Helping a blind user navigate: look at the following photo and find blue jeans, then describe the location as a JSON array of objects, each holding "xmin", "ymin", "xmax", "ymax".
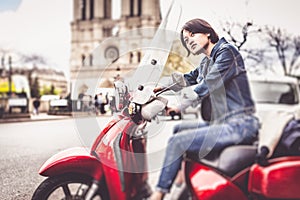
[{"xmin": 156, "ymin": 114, "xmax": 260, "ymax": 193}]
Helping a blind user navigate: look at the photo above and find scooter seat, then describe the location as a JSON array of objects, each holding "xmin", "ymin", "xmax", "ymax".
[
  {"xmin": 185, "ymin": 145, "xmax": 257, "ymax": 177},
  {"xmin": 218, "ymin": 145, "xmax": 257, "ymax": 176}
]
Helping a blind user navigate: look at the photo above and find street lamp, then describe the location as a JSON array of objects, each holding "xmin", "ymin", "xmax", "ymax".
[
  {"xmin": 8, "ymin": 56, "xmax": 12, "ymax": 97},
  {"xmin": 0, "ymin": 55, "xmax": 4, "ymax": 76}
]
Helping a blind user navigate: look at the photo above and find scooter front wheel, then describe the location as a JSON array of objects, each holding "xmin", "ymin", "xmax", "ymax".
[{"xmin": 31, "ymin": 173, "xmax": 109, "ymax": 200}]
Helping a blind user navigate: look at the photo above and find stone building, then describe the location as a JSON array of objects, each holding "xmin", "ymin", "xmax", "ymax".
[
  {"xmin": 10, "ymin": 67, "xmax": 68, "ymax": 97},
  {"xmin": 29, "ymin": 67, "xmax": 68, "ymax": 96},
  {"xmin": 1, "ymin": 53, "xmax": 68, "ymax": 98},
  {"xmin": 70, "ymin": 0, "xmax": 161, "ymax": 99}
]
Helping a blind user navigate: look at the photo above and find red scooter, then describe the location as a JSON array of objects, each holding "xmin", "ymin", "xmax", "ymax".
[{"xmin": 32, "ymin": 80, "xmax": 300, "ymax": 199}]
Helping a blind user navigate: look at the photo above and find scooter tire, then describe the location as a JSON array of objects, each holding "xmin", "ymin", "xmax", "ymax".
[
  {"xmin": 31, "ymin": 173, "xmax": 109, "ymax": 200},
  {"xmin": 178, "ymin": 187, "xmax": 192, "ymax": 200}
]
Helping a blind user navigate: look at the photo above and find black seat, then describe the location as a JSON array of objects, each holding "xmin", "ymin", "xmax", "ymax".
[
  {"xmin": 218, "ymin": 145, "xmax": 257, "ymax": 176},
  {"xmin": 185, "ymin": 145, "xmax": 257, "ymax": 177}
]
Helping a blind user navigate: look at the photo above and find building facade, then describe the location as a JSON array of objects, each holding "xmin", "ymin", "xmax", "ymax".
[
  {"xmin": 70, "ymin": 0, "xmax": 161, "ymax": 99},
  {"xmin": 11, "ymin": 67, "xmax": 68, "ymax": 97}
]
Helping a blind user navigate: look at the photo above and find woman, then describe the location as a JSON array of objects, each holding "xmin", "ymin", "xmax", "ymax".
[{"xmin": 149, "ymin": 18, "xmax": 260, "ymax": 200}]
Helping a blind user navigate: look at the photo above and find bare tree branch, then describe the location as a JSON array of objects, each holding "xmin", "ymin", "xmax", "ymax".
[
  {"xmin": 265, "ymin": 26, "xmax": 290, "ymax": 75},
  {"xmin": 290, "ymin": 36, "xmax": 300, "ymax": 69},
  {"xmin": 222, "ymin": 21, "xmax": 261, "ymax": 50},
  {"xmin": 264, "ymin": 26, "xmax": 300, "ymax": 75},
  {"xmin": 221, "ymin": 21, "xmax": 265, "ymax": 68},
  {"xmin": 20, "ymin": 53, "xmax": 47, "ymax": 66},
  {"xmin": 221, "ymin": 21, "xmax": 300, "ymax": 76},
  {"xmin": 243, "ymin": 48, "xmax": 267, "ymax": 63}
]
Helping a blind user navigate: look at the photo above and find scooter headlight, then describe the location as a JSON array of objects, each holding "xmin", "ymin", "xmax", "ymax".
[
  {"xmin": 128, "ymin": 102, "xmax": 142, "ymax": 115},
  {"xmin": 128, "ymin": 102, "xmax": 135, "ymax": 115},
  {"xmin": 128, "ymin": 102, "xmax": 143, "ymax": 124}
]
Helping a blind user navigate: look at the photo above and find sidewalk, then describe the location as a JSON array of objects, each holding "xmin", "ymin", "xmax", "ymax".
[
  {"xmin": 0, "ymin": 111, "xmax": 115, "ymax": 123},
  {"xmin": 31, "ymin": 113, "xmax": 72, "ymax": 121},
  {"xmin": 0, "ymin": 113, "xmax": 71, "ymax": 123}
]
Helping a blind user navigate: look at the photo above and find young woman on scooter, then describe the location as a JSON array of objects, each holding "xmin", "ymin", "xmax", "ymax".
[{"xmin": 149, "ymin": 18, "xmax": 260, "ymax": 200}]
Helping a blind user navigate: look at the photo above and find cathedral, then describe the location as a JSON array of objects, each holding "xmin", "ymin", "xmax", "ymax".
[{"xmin": 70, "ymin": 0, "xmax": 161, "ymax": 99}]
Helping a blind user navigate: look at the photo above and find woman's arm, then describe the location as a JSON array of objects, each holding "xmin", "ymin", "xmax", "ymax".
[{"xmin": 193, "ymin": 46, "xmax": 245, "ymax": 97}]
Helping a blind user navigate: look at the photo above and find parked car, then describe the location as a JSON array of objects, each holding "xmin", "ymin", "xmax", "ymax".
[{"xmin": 249, "ymin": 74, "xmax": 300, "ymax": 122}]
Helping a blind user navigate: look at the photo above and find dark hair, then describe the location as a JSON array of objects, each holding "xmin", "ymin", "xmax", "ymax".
[{"xmin": 180, "ymin": 18, "xmax": 219, "ymax": 56}]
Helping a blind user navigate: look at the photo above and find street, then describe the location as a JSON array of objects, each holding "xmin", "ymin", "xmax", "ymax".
[
  {"xmin": 0, "ymin": 118, "xmax": 81, "ymax": 199},
  {"xmin": 0, "ymin": 115, "xmax": 184, "ymax": 199}
]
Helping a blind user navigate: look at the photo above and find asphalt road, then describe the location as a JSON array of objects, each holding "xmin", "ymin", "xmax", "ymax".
[
  {"xmin": 0, "ymin": 118, "xmax": 83, "ymax": 199},
  {"xmin": 0, "ymin": 115, "xmax": 184, "ymax": 199}
]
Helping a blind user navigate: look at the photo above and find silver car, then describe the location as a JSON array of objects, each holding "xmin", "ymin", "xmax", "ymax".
[{"xmin": 249, "ymin": 74, "xmax": 300, "ymax": 122}]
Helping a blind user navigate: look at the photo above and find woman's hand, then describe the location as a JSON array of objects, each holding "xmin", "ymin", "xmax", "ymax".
[{"xmin": 153, "ymin": 86, "xmax": 164, "ymax": 93}]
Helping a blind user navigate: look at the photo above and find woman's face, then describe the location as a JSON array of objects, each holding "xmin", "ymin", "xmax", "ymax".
[{"xmin": 182, "ymin": 29, "xmax": 209, "ymax": 55}]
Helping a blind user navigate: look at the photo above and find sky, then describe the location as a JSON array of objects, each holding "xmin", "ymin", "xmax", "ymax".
[
  {"xmin": 0, "ymin": 0, "xmax": 21, "ymax": 12},
  {"xmin": 0, "ymin": 0, "xmax": 299, "ymax": 78}
]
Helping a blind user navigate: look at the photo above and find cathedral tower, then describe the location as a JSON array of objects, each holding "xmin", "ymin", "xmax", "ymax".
[{"xmin": 70, "ymin": 0, "xmax": 161, "ymax": 99}]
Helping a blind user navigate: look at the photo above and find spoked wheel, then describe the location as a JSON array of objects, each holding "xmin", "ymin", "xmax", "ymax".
[{"xmin": 32, "ymin": 173, "xmax": 109, "ymax": 200}]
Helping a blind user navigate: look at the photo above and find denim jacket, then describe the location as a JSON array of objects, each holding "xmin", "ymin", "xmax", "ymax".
[{"xmin": 183, "ymin": 37, "xmax": 255, "ymax": 121}]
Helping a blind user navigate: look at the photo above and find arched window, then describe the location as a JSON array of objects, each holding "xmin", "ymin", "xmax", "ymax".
[
  {"xmin": 89, "ymin": 54, "xmax": 93, "ymax": 66},
  {"xmin": 89, "ymin": 0, "xmax": 94, "ymax": 20},
  {"xmin": 130, "ymin": 0, "xmax": 134, "ymax": 17},
  {"xmin": 129, "ymin": 52, "xmax": 133, "ymax": 63},
  {"xmin": 138, "ymin": 0, "xmax": 142, "ymax": 16},
  {"xmin": 103, "ymin": 27, "xmax": 112, "ymax": 37},
  {"xmin": 81, "ymin": 54, "xmax": 86, "ymax": 66},
  {"xmin": 104, "ymin": 0, "xmax": 111, "ymax": 19},
  {"xmin": 137, "ymin": 51, "xmax": 141, "ymax": 62},
  {"xmin": 130, "ymin": 0, "xmax": 142, "ymax": 17},
  {"xmin": 80, "ymin": 0, "xmax": 86, "ymax": 20}
]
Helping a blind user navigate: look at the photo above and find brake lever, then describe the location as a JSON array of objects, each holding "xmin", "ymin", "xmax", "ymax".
[{"xmin": 155, "ymin": 82, "xmax": 178, "ymax": 97}]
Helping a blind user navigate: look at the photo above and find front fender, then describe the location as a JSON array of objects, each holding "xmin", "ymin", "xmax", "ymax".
[{"xmin": 39, "ymin": 147, "xmax": 103, "ymax": 180}]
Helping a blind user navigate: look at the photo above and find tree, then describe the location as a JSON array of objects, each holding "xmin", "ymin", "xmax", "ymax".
[
  {"xmin": 50, "ymin": 84, "xmax": 55, "ymax": 95},
  {"xmin": 221, "ymin": 20, "xmax": 300, "ymax": 75},
  {"xmin": 20, "ymin": 54, "xmax": 47, "ymax": 66},
  {"xmin": 265, "ymin": 26, "xmax": 300, "ymax": 75},
  {"xmin": 290, "ymin": 36, "xmax": 300, "ymax": 68},
  {"xmin": 31, "ymin": 77, "xmax": 40, "ymax": 98},
  {"xmin": 21, "ymin": 53, "xmax": 47, "ymax": 97},
  {"xmin": 221, "ymin": 21, "xmax": 266, "ymax": 70},
  {"xmin": 222, "ymin": 21, "xmax": 255, "ymax": 50},
  {"xmin": 265, "ymin": 27, "xmax": 290, "ymax": 75}
]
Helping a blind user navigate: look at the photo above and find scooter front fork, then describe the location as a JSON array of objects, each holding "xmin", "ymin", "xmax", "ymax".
[{"xmin": 85, "ymin": 180, "xmax": 100, "ymax": 200}]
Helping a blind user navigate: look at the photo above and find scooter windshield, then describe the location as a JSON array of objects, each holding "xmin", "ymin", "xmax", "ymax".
[{"xmin": 128, "ymin": 0, "xmax": 182, "ymax": 90}]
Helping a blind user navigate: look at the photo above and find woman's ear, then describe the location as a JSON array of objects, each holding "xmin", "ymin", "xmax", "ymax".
[{"xmin": 207, "ymin": 34, "xmax": 210, "ymax": 39}]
